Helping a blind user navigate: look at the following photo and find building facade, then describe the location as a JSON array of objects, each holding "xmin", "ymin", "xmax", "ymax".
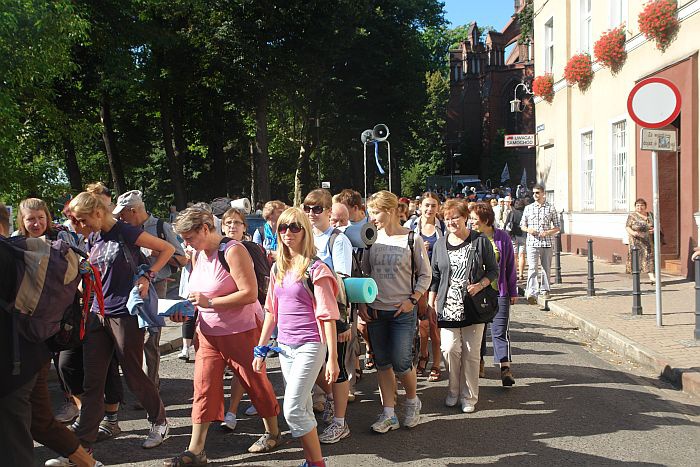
[{"xmin": 533, "ymin": 0, "xmax": 699, "ymax": 277}]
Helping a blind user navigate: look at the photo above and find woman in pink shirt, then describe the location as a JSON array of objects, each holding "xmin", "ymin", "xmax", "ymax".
[
  {"xmin": 166, "ymin": 207, "xmax": 280, "ymax": 467},
  {"xmin": 253, "ymin": 207, "xmax": 339, "ymax": 467}
]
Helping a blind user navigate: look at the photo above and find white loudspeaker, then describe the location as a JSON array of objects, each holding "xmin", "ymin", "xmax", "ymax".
[
  {"xmin": 372, "ymin": 124, "xmax": 389, "ymax": 141},
  {"xmin": 344, "ymin": 221, "xmax": 377, "ymax": 248},
  {"xmin": 230, "ymin": 198, "xmax": 251, "ymax": 214}
]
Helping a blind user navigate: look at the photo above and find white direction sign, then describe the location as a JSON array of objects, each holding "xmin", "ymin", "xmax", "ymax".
[
  {"xmin": 627, "ymin": 77, "xmax": 681, "ymax": 129},
  {"xmin": 640, "ymin": 128, "xmax": 678, "ymax": 152}
]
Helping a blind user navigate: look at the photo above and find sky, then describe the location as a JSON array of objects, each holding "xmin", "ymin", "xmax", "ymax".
[{"xmin": 442, "ymin": 0, "xmax": 518, "ymax": 30}]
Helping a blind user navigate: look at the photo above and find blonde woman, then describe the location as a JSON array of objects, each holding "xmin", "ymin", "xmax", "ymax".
[
  {"xmin": 253, "ymin": 207, "xmax": 339, "ymax": 467},
  {"xmin": 359, "ymin": 191, "xmax": 431, "ymax": 433},
  {"xmin": 166, "ymin": 207, "xmax": 281, "ymax": 466},
  {"xmin": 67, "ymin": 191, "xmax": 173, "ymax": 450}
]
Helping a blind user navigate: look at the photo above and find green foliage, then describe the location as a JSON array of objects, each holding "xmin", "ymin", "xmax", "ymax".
[{"xmin": 517, "ymin": 0, "xmax": 534, "ymax": 44}]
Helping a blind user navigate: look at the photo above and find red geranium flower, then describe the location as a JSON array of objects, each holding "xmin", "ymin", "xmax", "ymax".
[
  {"xmin": 638, "ymin": 0, "xmax": 679, "ymax": 52},
  {"xmin": 593, "ymin": 25, "xmax": 627, "ymax": 73},
  {"xmin": 564, "ymin": 53, "xmax": 593, "ymax": 91}
]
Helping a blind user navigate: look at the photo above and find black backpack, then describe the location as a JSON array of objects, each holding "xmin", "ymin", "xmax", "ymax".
[
  {"xmin": 505, "ymin": 210, "xmax": 523, "ymax": 237},
  {"xmin": 218, "ymin": 237, "xmax": 271, "ymax": 305},
  {"xmin": 155, "ymin": 218, "xmax": 178, "ymax": 276}
]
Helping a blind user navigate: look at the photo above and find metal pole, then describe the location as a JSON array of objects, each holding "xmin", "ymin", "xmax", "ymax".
[
  {"xmin": 631, "ymin": 245, "xmax": 642, "ymax": 316},
  {"xmin": 695, "ymin": 258, "xmax": 700, "ymax": 340},
  {"xmin": 587, "ymin": 238, "xmax": 595, "ymax": 296},
  {"xmin": 651, "ymin": 150, "xmax": 662, "ymax": 326},
  {"xmin": 553, "ymin": 234, "xmax": 562, "ymax": 284},
  {"xmin": 363, "ymin": 144, "xmax": 367, "ymax": 201},
  {"xmin": 387, "ymin": 140, "xmax": 392, "ymax": 194}
]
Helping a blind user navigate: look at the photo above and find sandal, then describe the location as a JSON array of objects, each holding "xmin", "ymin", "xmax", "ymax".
[
  {"xmin": 428, "ymin": 367, "xmax": 441, "ymax": 382},
  {"xmin": 364, "ymin": 352, "xmax": 375, "ymax": 371},
  {"xmin": 163, "ymin": 450, "xmax": 208, "ymax": 466},
  {"xmin": 248, "ymin": 431, "xmax": 282, "ymax": 453},
  {"xmin": 416, "ymin": 356, "xmax": 429, "ymax": 376}
]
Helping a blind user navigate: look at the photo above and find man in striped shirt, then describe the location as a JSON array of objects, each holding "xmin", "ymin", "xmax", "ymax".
[{"xmin": 520, "ymin": 184, "xmax": 561, "ymax": 303}]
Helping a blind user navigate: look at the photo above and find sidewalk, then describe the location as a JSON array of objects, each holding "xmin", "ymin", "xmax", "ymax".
[{"xmin": 538, "ymin": 252, "xmax": 700, "ymax": 398}]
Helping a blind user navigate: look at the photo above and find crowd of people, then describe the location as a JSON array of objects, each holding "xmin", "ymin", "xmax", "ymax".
[{"xmin": 2, "ymin": 182, "xmax": 567, "ymax": 467}]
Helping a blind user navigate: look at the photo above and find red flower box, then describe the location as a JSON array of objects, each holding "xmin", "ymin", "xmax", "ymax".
[
  {"xmin": 532, "ymin": 74, "xmax": 554, "ymax": 102},
  {"xmin": 593, "ymin": 25, "xmax": 627, "ymax": 73},
  {"xmin": 564, "ymin": 53, "xmax": 593, "ymax": 90},
  {"xmin": 638, "ymin": 0, "xmax": 679, "ymax": 52}
]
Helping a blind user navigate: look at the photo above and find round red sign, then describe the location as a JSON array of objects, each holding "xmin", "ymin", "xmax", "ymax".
[{"xmin": 627, "ymin": 77, "xmax": 681, "ymax": 129}]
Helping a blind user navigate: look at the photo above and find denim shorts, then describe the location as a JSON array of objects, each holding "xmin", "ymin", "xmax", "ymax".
[{"xmin": 367, "ymin": 308, "xmax": 417, "ymax": 375}]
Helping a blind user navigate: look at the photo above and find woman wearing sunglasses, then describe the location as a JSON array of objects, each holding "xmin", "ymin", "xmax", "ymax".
[
  {"xmin": 166, "ymin": 207, "xmax": 281, "ymax": 466},
  {"xmin": 358, "ymin": 191, "xmax": 431, "ymax": 434},
  {"xmin": 254, "ymin": 208, "xmax": 340, "ymax": 467}
]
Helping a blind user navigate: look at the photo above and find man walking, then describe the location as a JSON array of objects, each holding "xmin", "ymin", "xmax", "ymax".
[{"xmin": 520, "ymin": 184, "xmax": 560, "ymax": 303}]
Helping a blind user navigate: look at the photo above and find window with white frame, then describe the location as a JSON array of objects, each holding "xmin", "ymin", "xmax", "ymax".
[
  {"xmin": 610, "ymin": 0, "xmax": 628, "ymax": 28},
  {"xmin": 580, "ymin": 0, "xmax": 592, "ymax": 54},
  {"xmin": 544, "ymin": 18, "xmax": 554, "ymax": 73},
  {"xmin": 581, "ymin": 131, "xmax": 594, "ymax": 210},
  {"xmin": 611, "ymin": 120, "xmax": 628, "ymax": 211}
]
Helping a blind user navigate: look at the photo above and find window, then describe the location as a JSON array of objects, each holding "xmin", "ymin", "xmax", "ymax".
[
  {"xmin": 581, "ymin": 131, "xmax": 594, "ymax": 209},
  {"xmin": 544, "ymin": 18, "xmax": 554, "ymax": 73},
  {"xmin": 580, "ymin": 0, "xmax": 592, "ymax": 54},
  {"xmin": 453, "ymin": 64, "xmax": 461, "ymax": 81},
  {"xmin": 611, "ymin": 120, "xmax": 628, "ymax": 210},
  {"xmin": 610, "ymin": 0, "xmax": 628, "ymax": 27}
]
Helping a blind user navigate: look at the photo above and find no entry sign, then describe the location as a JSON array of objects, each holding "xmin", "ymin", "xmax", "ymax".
[{"xmin": 627, "ymin": 77, "xmax": 681, "ymax": 128}]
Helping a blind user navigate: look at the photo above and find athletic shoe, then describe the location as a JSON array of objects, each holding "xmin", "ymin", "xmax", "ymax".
[
  {"xmin": 403, "ymin": 398, "xmax": 422, "ymax": 428},
  {"xmin": 501, "ymin": 367, "xmax": 516, "ymax": 387},
  {"xmin": 460, "ymin": 399, "xmax": 476, "ymax": 413},
  {"xmin": 45, "ymin": 459, "xmax": 104, "ymax": 467},
  {"xmin": 299, "ymin": 458, "xmax": 329, "ymax": 467},
  {"xmin": 142, "ymin": 421, "xmax": 169, "ymax": 449},
  {"xmin": 319, "ymin": 420, "xmax": 350, "ymax": 444},
  {"xmin": 245, "ymin": 405, "xmax": 258, "ymax": 416},
  {"xmin": 96, "ymin": 419, "xmax": 121, "ymax": 442},
  {"xmin": 321, "ymin": 398, "xmax": 335, "ymax": 425},
  {"xmin": 55, "ymin": 400, "xmax": 79, "ymax": 424},
  {"xmin": 445, "ymin": 394, "xmax": 458, "ymax": 407},
  {"xmin": 178, "ymin": 346, "xmax": 189, "ymax": 362},
  {"xmin": 221, "ymin": 411, "xmax": 237, "ymax": 431},
  {"xmin": 526, "ymin": 295, "xmax": 537, "ymax": 305},
  {"xmin": 371, "ymin": 413, "xmax": 399, "ymax": 433}
]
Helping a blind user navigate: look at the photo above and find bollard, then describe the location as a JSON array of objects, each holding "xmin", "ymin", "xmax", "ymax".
[
  {"xmin": 695, "ymin": 258, "xmax": 700, "ymax": 341},
  {"xmin": 587, "ymin": 238, "xmax": 595, "ymax": 296},
  {"xmin": 631, "ymin": 246, "xmax": 642, "ymax": 316},
  {"xmin": 553, "ymin": 234, "xmax": 562, "ymax": 284}
]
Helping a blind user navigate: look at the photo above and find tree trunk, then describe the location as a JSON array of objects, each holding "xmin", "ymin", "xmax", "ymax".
[
  {"xmin": 99, "ymin": 93, "xmax": 126, "ymax": 194},
  {"xmin": 293, "ymin": 141, "xmax": 313, "ymax": 207},
  {"xmin": 249, "ymin": 141, "xmax": 256, "ymax": 207},
  {"xmin": 171, "ymin": 98, "xmax": 189, "ymax": 205},
  {"xmin": 207, "ymin": 95, "xmax": 226, "ymax": 195},
  {"xmin": 254, "ymin": 96, "xmax": 271, "ymax": 203},
  {"xmin": 157, "ymin": 83, "xmax": 187, "ymax": 209},
  {"xmin": 62, "ymin": 137, "xmax": 82, "ymax": 193}
]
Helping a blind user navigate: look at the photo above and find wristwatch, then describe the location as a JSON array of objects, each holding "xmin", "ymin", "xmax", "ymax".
[
  {"xmin": 408, "ymin": 296, "xmax": 418, "ymax": 305},
  {"xmin": 207, "ymin": 298, "xmax": 214, "ymax": 308}
]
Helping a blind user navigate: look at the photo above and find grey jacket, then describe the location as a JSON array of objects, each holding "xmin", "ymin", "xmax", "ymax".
[{"xmin": 429, "ymin": 230, "xmax": 499, "ymax": 326}]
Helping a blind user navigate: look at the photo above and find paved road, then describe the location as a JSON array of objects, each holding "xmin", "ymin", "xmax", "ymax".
[{"xmin": 36, "ymin": 304, "xmax": 700, "ymax": 466}]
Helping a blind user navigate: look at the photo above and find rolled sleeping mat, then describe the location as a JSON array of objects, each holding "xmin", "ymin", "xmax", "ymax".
[
  {"xmin": 344, "ymin": 221, "xmax": 377, "ymax": 248},
  {"xmin": 230, "ymin": 197, "xmax": 252, "ymax": 214},
  {"xmin": 343, "ymin": 277, "xmax": 378, "ymax": 304}
]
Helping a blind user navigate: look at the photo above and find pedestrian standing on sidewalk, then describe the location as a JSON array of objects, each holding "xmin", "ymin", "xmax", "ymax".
[
  {"xmin": 167, "ymin": 207, "xmax": 281, "ymax": 466},
  {"xmin": 254, "ymin": 207, "xmax": 340, "ymax": 467},
  {"xmin": 625, "ymin": 198, "xmax": 656, "ymax": 284},
  {"xmin": 520, "ymin": 184, "xmax": 560, "ymax": 303},
  {"xmin": 469, "ymin": 203, "xmax": 518, "ymax": 386},
  {"xmin": 428, "ymin": 200, "xmax": 499, "ymax": 413},
  {"xmin": 359, "ymin": 191, "xmax": 431, "ymax": 433}
]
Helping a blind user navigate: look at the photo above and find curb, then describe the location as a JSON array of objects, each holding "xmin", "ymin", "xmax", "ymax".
[
  {"xmin": 543, "ymin": 298, "xmax": 700, "ymax": 399},
  {"xmin": 159, "ymin": 334, "xmax": 183, "ymax": 356}
]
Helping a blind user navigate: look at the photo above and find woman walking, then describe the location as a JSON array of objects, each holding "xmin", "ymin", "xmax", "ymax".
[
  {"xmin": 625, "ymin": 198, "xmax": 656, "ymax": 284},
  {"xmin": 166, "ymin": 207, "xmax": 281, "ymax": 466},
  {"xmin": 254, "ymin": 207, "xmax": 339, "ymax": 467},
  {"xmin": 428, "ymin": 200, "xmax": 498, "ymax": 413},
  {"xmin": 360, "ymin": 191, "xmax": 431, "ymax": 433}
]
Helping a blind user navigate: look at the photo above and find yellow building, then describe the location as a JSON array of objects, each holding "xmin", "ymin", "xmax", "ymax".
[{"xmin": 533, "ymin": 0, "xmax": 699, "ymax": 277}]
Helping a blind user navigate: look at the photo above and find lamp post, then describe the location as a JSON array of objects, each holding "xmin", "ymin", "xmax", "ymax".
[{"xmin": 510, "ymin": 82, "xmax": 533, "ymax": 113}]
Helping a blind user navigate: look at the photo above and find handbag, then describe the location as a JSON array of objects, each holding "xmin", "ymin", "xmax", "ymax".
[{"xmin": 463, "ymin": 237, "xmax": 499, "ymax": 324}]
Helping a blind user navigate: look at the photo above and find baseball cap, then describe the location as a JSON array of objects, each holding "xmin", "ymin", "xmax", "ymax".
[{"xmin": 113, "ymin": 190, "xmax": 143, "ymax": 214}]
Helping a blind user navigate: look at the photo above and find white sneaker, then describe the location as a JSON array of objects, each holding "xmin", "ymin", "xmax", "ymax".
[
  {"xmin": 445, "ymin": 394, "xmax": 458, "ymax": 407},
  {"xmin": 460, "ymin": 399, "xmax": 476, "ymax": 413},
  {"xmin": 55, "ymin": 401, "xmax": 79, "ymax": 424},
  {"xmin": 245, "ymin": 405, "xmax": 258, "ymax": 416},
  {"xmin": 178, "ymin": 346, "xmax": 189, "ymax": 361},
  {"xmin": 45, "ymin": 457, "xmax": 73, "ymax": 467},
  {"xmin": 371, "ymin": 413, "xmax": 399, "ymax": 433},
  {"xmin": 403, "ymin": 398, "xmax": 422, "ymax": 428},
  {"xmin": 319, "ymin": 420, "xmax": 350, "ymax": 444},
  {"xmin": 142, "ymin": 421, "xmax": 169, "ymax": 449},
  {"xmin": 221, "ymin": 411, "xmax": 237, "ymax": 431},
  {"xmin": 321, "ymin": 398, "xmax": 335, "ymax": 425}
]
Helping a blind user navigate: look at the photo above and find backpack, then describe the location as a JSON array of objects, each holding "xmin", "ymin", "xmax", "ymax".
[
  {"xmin": 211, "ymin": 197, "xmax": 233, "ymax": 217},
  {"xmin": 505, "ymin": 210, "xmax": 523, "ymax": 237},
  {"xmin": 155, "ymin": 218, "xmax": 178, "ymax": 276},
  {"xmin": 0, "ymin": 236, "xmax": 104, "ymax": 375},
  {"xmin": 218, "ymin": 237, "xmax": 271, "ymax": 305}
]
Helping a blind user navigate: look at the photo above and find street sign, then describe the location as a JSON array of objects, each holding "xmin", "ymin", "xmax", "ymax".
[
  {"xmin": 627, "ymin": 77, "xmax": 681, "ymax": 129},
  {"xmin": 536, "ymin": 123, "xmax": 545, "ymax": 133},
  {"xmin": 640, "ymin": 128, "xmax": 678, "ymax": 152},
  {"xmin": 504, "ymin": 134, "xmax": 535, "ymax": 147},
  {"xmin": 321, "ymin": 181, "xmax": 331, "ymax": 189}
]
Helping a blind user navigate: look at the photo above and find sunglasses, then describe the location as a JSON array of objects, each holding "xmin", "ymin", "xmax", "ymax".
[
  {"xmin": 224, "ymin": 220, "xmax": 245, "ymax": 227},
  {"xmin": 302, "ymin": 205, "xmax": 325, "ymax": 214},
  {"xmin": 278, "ymin": 223, "xmax": 303, "ymax": 234}
]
